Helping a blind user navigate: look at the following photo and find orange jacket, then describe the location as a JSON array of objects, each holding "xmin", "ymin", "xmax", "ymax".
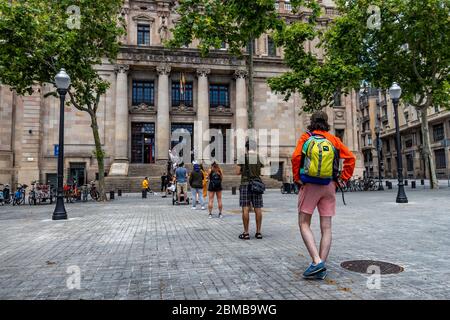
[{"xmin": 291, "ymin": 130, "xmax": 356, "ymax": 182}]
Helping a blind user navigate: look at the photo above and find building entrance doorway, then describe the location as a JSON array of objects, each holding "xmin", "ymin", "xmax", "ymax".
[
  {"xmin": 68, "ymin": 163, "xmax": 86, "ymax": 186},
  {"xmin": 209, "ymin": 124, "xmax": 231, "ymax": 164},
  {"xmin": 131, "ymin": 123, "xmax": 155, "ymax": 164}
]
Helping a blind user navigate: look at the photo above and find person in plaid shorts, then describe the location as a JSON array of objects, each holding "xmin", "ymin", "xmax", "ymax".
[{"xmin": 236, "ymin": 139, "xmax": 264, "ymax": 240}]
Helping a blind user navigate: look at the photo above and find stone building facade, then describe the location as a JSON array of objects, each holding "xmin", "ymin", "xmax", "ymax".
[
  {"xmin": 0, "ymin": 0, "xmax": 363, "ymax": 189},
  {"xmin": 358, "ymin": 87, "xmax": 450, "ymax": 180}
]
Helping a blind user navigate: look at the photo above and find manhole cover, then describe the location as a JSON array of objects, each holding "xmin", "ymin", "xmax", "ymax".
[{"xmin": 341, "ymin": 260, "xmax": 404, "ymax": 274}]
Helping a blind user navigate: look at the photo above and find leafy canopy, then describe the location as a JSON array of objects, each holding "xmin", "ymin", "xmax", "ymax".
[
  {"xmin": 323, "ymin": 0, "xmax": 450, "ymax": 109},
  {"xmin": 0, "ymin": 0, "xmax": 126, "ymax": 112}
]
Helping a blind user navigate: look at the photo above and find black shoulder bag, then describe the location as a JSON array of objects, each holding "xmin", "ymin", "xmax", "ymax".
[{"xmin": 245, "ymin": 155, "xmax": 265, "ymax": 194}]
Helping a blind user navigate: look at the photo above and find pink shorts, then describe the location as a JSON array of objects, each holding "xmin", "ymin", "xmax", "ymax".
[{"xmin": 298, "ymin": 182, "xmax": 336, "ymax": 217}]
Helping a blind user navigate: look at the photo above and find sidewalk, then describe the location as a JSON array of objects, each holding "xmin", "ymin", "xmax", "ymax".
[{"xmin": 0, "ymin": 189, "xmax": 449, "ymax": 299}]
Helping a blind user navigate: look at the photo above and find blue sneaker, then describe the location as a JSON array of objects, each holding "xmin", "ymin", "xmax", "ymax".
[
  {"xmin": 303, "ymin": 261, "xmax": 326, "ymax": 277},
  {"xmin": 303, "ymin": 269, "xmax": 328, "ymax": 280}
]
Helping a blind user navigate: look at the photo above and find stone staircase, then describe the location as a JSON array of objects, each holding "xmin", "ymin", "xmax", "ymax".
[{"xmin": 105, "ymin": 163, "xmax": 282, "ymax": 193}]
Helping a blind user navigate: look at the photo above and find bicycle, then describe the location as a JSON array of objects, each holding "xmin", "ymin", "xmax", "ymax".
[
  {"xmin": 89, "ymin": 181, "xmax": 100, "ymax": 201},
  {"xmin": 12, "ymin": 184, "xmax": 27, "ymax": 206}
]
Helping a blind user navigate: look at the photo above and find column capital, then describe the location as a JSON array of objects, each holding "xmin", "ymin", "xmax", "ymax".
[
  {"xmin": 234, "ymin": 69, "xmax": 248, "ymax": 79},
  {"xmin": 156, "ymin": 64, "xmax": 171, "ymax": 76},
  {"xmin": 196, "ymin": 68, "xmax": 211, "ymax": 78},
  {"xmin": 115, "ymin": 64, "xmax": 129, "ymax": 74}
]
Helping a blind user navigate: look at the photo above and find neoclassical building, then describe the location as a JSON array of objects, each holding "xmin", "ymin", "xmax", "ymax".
[{"xmin": 0, "ymin": 0, "xmax": 363, "ymax": 190}]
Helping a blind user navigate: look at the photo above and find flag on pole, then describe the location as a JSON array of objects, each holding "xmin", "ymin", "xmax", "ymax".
[{"xmin": 180, "ymin": 72, "xmax": 186, "ymax": 102}]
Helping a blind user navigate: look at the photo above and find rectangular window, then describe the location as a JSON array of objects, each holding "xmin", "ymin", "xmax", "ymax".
[
  {"xmin": 335, "ymin": 129, "xmax": 345, "ymax": 142},
  {"xmin": 333, "ymin": 90, "xmax": 342, "ymax": 107},
  {"xmin": 267, "ymin": 36, "xmax": 277, "ymax": 56},
  {"xmin": 137, "ymin": 24, "xmax": 150, "ymax": 46},
  {"xmin": 434, "ymin": 149, "xmax": 446, "ymax": 169},
  {"xmin": 405, "ymin": 137, "xmax": 413, "ymax": 148},
  {"xmin": 171, "ymin": 82, "xmax": 193, "ymax": 107},
  {"xmin": 132, "ymin": 80, "xmax": 154, "ymax": 105},
  {"xmin": 209, "ymin": 84, "xmax": 230, "ymax": 108},
  {"xmin": 433, "ymin": 123, "xmax": 444, "ymax": 142},
  {"xmin": 406, "ymin": 154, "xmax": 414, "ymax": 171},
  {"xmin": 385, "ymin": 139, "xmax": 390, "ymax": 152}
]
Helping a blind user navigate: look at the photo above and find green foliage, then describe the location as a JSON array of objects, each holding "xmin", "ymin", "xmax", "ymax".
[
  {"xmin": 168, "ymin": 0, "xmax": 281, "ymax": 56},
  {"xmin": 0, "ymin": 0, "xmax": 126, "ymax": 111},
  {"xmin": 324, "ymin": 0, "xmax": 450, "ymax": 109}
]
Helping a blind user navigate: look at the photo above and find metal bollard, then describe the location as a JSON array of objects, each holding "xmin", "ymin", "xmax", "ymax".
[
  {"xmin": 404, "ymin": 180, "xmax": 408, "ymax": 186},
  {"xmin": 232, "ymin": 186, "xmax": 237, "ymax": 195},
  {"xmin": 118, "ymin": 189, "xmax": 122, "ymax": 197},
  {"xmin": 109, "ymin": 190, "xmax": 115, "ymax": 200},
  {"xmin": 421, "ymin": 179, "xmax": 425, "ymax": 185},
  {"xmin": 386, "ymin": 181, "xmax": 389, "ymax": 186},
  {"xmin": 411, "ymin": 181, "xmax": 416, "ymax": 189},
  {"xmin": 387, "ymin": 181, "xmax": 392, "ymax": 189},
  {"xmin": 142, "ymin": 189, "xmax": 147, "ymax": 198}
]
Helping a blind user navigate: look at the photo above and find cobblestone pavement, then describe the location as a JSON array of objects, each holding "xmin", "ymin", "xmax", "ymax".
[{"xmin": 0, "ymin": 187, "xmax": 449, "ymax": 300}]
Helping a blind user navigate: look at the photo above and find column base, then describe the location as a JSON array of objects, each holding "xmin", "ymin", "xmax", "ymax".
[{"xmin": 109, "ymin": 161, "xmax": 129, "ymax": 176}]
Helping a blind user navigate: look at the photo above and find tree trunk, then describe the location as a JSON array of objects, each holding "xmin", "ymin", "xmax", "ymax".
[
  {"xmin": 419, "ymin": 107, "xmax": 439, "ymax": 189},
  {"xmin": 247, "ymin": 37, "xmax": 254, "ymax": 129},
  {"xmin": 90, "ymin": 113, "xmax": 107, "ymax": 200}
]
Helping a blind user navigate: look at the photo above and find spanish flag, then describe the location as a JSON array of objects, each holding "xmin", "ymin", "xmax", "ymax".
[{"xmin": 180, "ymin": 72, "xmax": 186, "ymax": 101}]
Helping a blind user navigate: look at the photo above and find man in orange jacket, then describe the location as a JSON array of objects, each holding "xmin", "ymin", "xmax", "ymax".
[{"xmin": 292, "ymin": 111, "xmax": 356, "ymax": 280}]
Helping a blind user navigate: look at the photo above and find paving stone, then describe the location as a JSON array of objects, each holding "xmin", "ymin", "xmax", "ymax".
[{"xmin": 0, "ymin": 189, "xmax": 449, "ymax": 299}]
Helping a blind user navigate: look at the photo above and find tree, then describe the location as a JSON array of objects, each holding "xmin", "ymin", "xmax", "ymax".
[
  {"xmin": 270, "ymin": 0, "xmax": 450, "ymax": 188},
  {"xmin": 168, "ymin": 0, "xmax": 277, "ymax": 129},
  {"xmin": 0, "ymin": 0, "xmax": 126, "ymax": 200},
  {"xmin": 167, "ymin": 0, "xmax": 320, "ymax": 129}
]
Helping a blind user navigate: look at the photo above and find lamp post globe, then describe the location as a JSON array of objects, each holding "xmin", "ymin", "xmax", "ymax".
[
  {"xmin": 52, "ymin": 68, "xmax": 71, "ymax": 220},
  {"xmin": 389, "ymin": 82, "xmax": 408, "ymax": 203}
]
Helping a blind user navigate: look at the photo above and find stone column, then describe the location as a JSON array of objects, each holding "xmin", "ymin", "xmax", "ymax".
[
  {"xmin": 109, "ymin": 65, "xmax": 129, "ymax": 176},
  {"xmin": 196, "ymin": 68, "xmax": 210, "ymax": 161},
  {"xmin": 235, "ymin": 69, "xmax": 248, "ymax": 132},
  {"xmin": 235, "ymin": 69, "xmax": 248, "ymax": 161},
  {"xmin": 156, "ymin": 64, "xmax": 171, "ymax": 162}
]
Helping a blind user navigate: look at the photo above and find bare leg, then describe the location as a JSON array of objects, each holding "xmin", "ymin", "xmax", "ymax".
[
  {"xmin": 254, "ymin": 208, "xmax": 263, "ymax": 234},
  {"xmin": 319, "ymin": 216, "xmax": 333, "ymax": 262},
  {"xmin": 208, "ymin": 191, "xmax": 214, "ymax": 214},
  {"xmin": 242, "ymin": 206, "xmax": 250, "ymax": 233},
  {"xmin": 216, "ymin": 191, "xmax": 223, "ymax": 213},
  {"xmin": 299, "ymin": 213, "xmax": 321, "ymax": 264}
]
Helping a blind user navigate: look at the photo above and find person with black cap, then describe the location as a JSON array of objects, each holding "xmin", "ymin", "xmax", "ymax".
[
  {"xmin": 292, "ymin": 110, "xmax": 356, "ymax": 280},
  {"xmin": 236, "ymin": 139, "xmax": 265, "ymax": 240}
]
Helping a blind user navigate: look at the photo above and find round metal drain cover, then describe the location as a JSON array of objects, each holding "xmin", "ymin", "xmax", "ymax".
[{"xmin": 341, "ymin": 260, "xmax": 404, "ymax": 274}]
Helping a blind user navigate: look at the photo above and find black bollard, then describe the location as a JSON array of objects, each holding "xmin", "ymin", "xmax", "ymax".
[
  {"xmin": 421, "ymin": 179, "xmax": 425, "ymax": 185},
  {"xmin": 386, "ymin": 181, "xmax": 389, "ymax": 186},
  {"xmin": 109, "ymin": 191, "xmax": 115, "ymax": 200},
  {"xmin": 142, "ymin": 189, "xmax": 147, "ymax": 198},
  {"xmin": 118, "ymin": 189, "xmax": 122, "ymax": 197},
  {"xmin": 404, "ymin": 179, "xmax": 408, "ymax": 186},
  {"xmin": 411, "ymin": 181, "xmax": 416, "ymax": 189},
  {"xmin": 387, "ymin": 181, "xmax": 392, "ymax": 189},
  {"xmin": 232, "ymin": 186, "xmax": 237, "ymax": 195}
]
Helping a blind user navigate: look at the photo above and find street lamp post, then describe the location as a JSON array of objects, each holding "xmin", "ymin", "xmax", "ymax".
[
  {"xmin": 375, "ymin": 122, "xmax": 384, "ymax": 191},
  {"xmin": 52, "ymin": 68, "xmax": 71, "ymax": 220},
  {"xmin": 389, "ymin": 82, "xmax": 408, "ymax": 203}
]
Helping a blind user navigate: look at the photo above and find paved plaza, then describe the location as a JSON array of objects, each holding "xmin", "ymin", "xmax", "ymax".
[{"xmin": 0, "ymin": 186, "xmax": 449, "ymax": 300}]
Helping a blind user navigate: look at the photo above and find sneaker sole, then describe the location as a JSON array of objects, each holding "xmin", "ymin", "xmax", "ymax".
[
  {"xmin": 303, "ymin": 266, "xmax": 326, "ymax": 278},
  {"xmin": 303, "ymin": 270, "xmax": 328, "ymax": 280}
]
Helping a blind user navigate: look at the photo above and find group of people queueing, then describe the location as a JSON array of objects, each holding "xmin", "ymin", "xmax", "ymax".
[{"xmin": 174, "ymin": 161, "xmax": 224, "ymax": 218}]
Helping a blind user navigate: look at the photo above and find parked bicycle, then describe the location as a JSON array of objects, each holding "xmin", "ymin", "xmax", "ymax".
[
  {"xmin": 63, "ymin": 183, "xmax": 80, "ymax": 203},
  {"xmin": 12, "ymin": 184, "xmax": 28, "ymax": 206},
  {"xmin": 28, "ymin": 181, "xmax": 54, "ymax": 205},
  {"xmin": 89, "ymin": 181, "xmax": 100, "ymax": 201}
]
